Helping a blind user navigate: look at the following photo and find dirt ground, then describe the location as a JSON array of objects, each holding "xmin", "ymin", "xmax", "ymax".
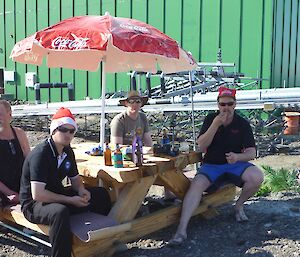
[{"xmin": 0, "ymin": 131, "xmax": 300, "ymax": 257}]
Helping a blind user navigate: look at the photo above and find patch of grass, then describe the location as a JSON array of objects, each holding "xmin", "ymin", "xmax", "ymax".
[{"xmin": 255, "ymin": 165, "xmax": 300, "ymax": 196}]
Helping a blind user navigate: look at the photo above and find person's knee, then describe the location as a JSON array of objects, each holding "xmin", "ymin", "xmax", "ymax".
[
  {"xmin": 191, "ymin": 175, "xmax": 210, "ymax": 192},
  {"xmin": 243, "ymin": 166, "xmax": 264, "ymax": 186},
  {"xmin": 52, "ymin": 205, "xmax": 70, "ymax": 222}
]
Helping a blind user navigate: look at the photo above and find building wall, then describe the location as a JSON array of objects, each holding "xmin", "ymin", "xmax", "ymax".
[
  {"xmin": 0, "ymin": 0, "xmax": 289, "ymax": 103},
  {"xmin": 272, "ymin": 0, "xmax": 300, "ymax": 88}
]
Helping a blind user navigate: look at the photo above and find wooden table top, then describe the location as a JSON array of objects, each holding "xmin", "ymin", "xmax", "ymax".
[{"xmin": 72, "ymin": 142, "xmax": 201, "ymax": 183}]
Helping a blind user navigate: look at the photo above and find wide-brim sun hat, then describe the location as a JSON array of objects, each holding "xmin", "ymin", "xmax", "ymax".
[{"xmin": 119, "ymin": 90, "xmax": 148, "ymax": 107}]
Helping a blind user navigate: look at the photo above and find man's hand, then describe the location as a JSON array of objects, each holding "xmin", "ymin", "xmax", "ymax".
[
  {"xmin": 78, "ymin": 188, "xmax": 91, "ymax": 202},
  {"xmin": 225, "ymin": 152, "xmax": 239, "ymax": 164},
  {"xmin": 213, "ymin": 112, "xmax": 228, "ymax": 127},
  {"xmin": 70, "ymin": 195, "xmax": 90, "ymax": 207}
]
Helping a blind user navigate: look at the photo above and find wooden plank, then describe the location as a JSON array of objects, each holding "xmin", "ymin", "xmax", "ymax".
[
  {"xmin": 199, "ymin": 208, "xmax": 220, "ymax": 219},
  {"xmin": 120, "ymin": 184, "xmax": 237, "ymax": 242},
  {"xmin": 157, "ymin": 169, "xmax": 190, "ymax": 200},
  {"xmin": 108, "ymin": 175, "xmax": 157, "ymax": 223},
  {"xmin": 0, "ymin": 207, "xmax": 49, "ymax": 235}
]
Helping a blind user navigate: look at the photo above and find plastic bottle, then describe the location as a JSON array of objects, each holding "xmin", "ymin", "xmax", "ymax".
[
  {"xmin": 113, "ymin": 143, "xmax": 123, "ymax": 168},
  {"xmin": 104, "ymin": 142, "xmax": 112, "ymax": 166}
]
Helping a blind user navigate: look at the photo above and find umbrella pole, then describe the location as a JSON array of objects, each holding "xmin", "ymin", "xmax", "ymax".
[{"xmin": 100, "ymin": 62, "xmax": 106, "ymax": 149}]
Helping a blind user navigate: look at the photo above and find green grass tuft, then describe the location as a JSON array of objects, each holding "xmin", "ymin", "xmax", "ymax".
[{"xmin": 255, "ymin": 165, "xmax": 300, "ymax": 196}]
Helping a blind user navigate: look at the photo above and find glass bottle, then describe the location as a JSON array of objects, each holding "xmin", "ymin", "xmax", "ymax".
[
  {"xmin": 104, "ymin": 142, "xmax": 112, "ymax": 166},
  {"xmin": 132, "ymin": 128, "xmax": 143, "ymax": 167}
]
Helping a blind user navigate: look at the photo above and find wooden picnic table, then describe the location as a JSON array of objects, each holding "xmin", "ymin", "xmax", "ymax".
[{"xmin": 71, "ymin": 143, "xmax": 237, "ymax": 257}]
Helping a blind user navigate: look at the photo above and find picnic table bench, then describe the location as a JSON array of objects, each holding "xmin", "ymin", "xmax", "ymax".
[{"xmin": 0, "ymin": 143, "xmax": 237, "ymax": 257}]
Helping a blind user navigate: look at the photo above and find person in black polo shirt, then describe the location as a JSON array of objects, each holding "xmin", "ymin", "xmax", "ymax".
[
  {"xmin": 20, "ymin": 107, "xmax": 111, "ymax": 257},
  {"xmin": 169, "ymin": 87, "xmax": 264, "ymax": 246}
]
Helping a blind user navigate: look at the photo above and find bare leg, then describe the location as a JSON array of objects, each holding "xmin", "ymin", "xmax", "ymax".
[
  {"xmin": 235, "ymin": 166, "xmax": 264, "ymax": 221},
  {"xmin": 171, "ymin": 174, "xmax": 211, "ymax": 240}
]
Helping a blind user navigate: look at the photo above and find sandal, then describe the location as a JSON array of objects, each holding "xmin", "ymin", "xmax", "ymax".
[{"xmin": 168, "ymin": 234, "xmax": 187, "ymax": 246}]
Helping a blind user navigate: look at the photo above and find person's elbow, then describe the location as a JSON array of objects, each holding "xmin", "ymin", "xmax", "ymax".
[
  {"xmin": 244, "ymin": 147, "xmax": 256, "ymax": 160},
  {"xmin": 31, "ymin": 183, "xmax": 47, "ymax": 202},
  {"xmin": 196, "ymin": 137, "xmax": 206, "ymax": 152}
]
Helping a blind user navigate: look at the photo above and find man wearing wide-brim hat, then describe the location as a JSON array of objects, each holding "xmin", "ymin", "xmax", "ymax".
[
  {"xmin": 112, "ymin": 91, "xmax": 174, "ymax": 200},
  {"xmin": 110, "ymin": 90, "xmax": 152, "ymax": 146}
]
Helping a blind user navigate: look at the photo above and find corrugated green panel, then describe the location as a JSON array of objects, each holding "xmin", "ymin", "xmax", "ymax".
[
  {"xmin": 132, "ymin": 0, "xmax": 147, "ymax": 91},
  {"xmin": 0, "ymin": 0, "xmax": 5, "ymax": 68},
  {"xmin": 61, "ymin": 0, "xmax": 75, "ymax": 101},
  {"xmin": 87, "ymin": 1, "xmax": 101, "ymax": 99},
  {"xmin": 148, "ymin": 0, "xmax": 164, "ymax": 87},
  {"xmin": 74, "ymin": 0, "xmax": 88, "ymax": 100},
  {"xmin": 4, "ymin": 0, "xmax": 16, "ymax": 96},
  {"xmin": 288, "ymin": 0, "xmax": 298, "ymax": 87},
  {"xmin": 201, "ymin": 0, "xmax": 220, "ymax": 62},
  {"xmin": 114, "ymin": 0, "xmax": 131, "ymax": 93},
  {"xmin": 15, "ymin": 0, "xmax": 26, "ymax": 100},
  {"xmin": 182, "ymin": 0, "xmax": 201, "ymax": 61},
  {"xmin": 220, "ymin": 0, "xmax": 241, "ymax": 68},
  {"xmin": 102, "ymin": 0, "xmax": 115, "ymax": 15},
  {"xmin": 101, "ymin": 0, "xmax": 116, "ymax": 95},
  {"xmin": 273, "ymin": 0, "xmax": 284, "ymax": 87},
  {"xmin": 87, "ymin": 0, "xmax": 101, "ymax": 15},
  {"xmin": 23, "ymin": 0, "xmax": 37, "ymax": 102},
  {"xmin": 36, "ymin": 0, "xmax": 49, "ymax": 103},
  {"xmin": 165, "ymin": 0, "xmax": 181, "ymax": 42},
  {"xmin": 148, "ymin": 0, "xmax": 164, "ymax": 31},
  {"xmin": 49, "ymin": 0, "xmax": 62, "ymax": 102},
  {"xmin": 240, "ymin": 0, "xmax": 263, "ymax": 89},
  {"xmin": 261, "ymin": 0, "xmax": 273, "ymax": 89},
  {"xmin": 132, "ymin": 0, "xmax": 146, "ymax": 22},
  {"xmin": 295, "ymin": 1, "xmax": 300, "ymax": 86},
  {"xmin": 281, "ymin": 0, "xmax": 291, "ymax": 87}
]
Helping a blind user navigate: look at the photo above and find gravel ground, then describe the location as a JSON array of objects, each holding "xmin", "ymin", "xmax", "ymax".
[{"xmin": 0, "ymin": 131, "xmax": 299, "ymax": 257}]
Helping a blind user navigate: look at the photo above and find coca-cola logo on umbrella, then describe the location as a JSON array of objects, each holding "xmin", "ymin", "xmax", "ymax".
[
  {"xmin": 120, "ymin": 23, "xmax": 150, "ymax": 34},
  {"xmin": 51, "ymin": 33, "xmax": 89, "ymax": 50}
]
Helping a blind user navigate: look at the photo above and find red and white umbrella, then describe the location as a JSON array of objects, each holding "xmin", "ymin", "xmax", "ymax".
[{"xmin": 10, "ymin": 13, "xmax": 197, "ymax": 147}]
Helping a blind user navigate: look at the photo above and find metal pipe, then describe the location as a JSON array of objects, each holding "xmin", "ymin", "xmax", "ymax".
[{"xmin": 0, "ymin": 221, "xmax": 51, "ymax": 247}]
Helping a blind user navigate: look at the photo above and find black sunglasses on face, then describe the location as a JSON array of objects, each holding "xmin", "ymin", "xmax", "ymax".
[
  {"xmin": 218, "ymin": 101, "xmax": 235, "ymax": 107},
  {"xmin": 128, "ymin": 99, "xmax": 142, "ymax": 104},
  {"xmin": 57, "ymin": 126, "xmax": 76, "ymax": 134}
]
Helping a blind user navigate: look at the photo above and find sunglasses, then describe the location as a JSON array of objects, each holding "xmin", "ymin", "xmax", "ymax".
[
  {"xmin": 127, "ymin": 99, "xmax": 142, "ymax": 104},
  {"xmin": 218, "ymin": 101, "xmax": 235, "ymax": 107},
  {"xmin": 57, "ymin": 126, "xmax": 76, "ymax": 134}
]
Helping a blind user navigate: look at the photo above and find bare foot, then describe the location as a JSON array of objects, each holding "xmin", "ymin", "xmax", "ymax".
[
  {"xmin": 168, "ymin": 233, "xmax": 187, "ymax": 246},
  {"xmin": 235, "ymin": 208, "xmax": 249, "ymax": 222}
]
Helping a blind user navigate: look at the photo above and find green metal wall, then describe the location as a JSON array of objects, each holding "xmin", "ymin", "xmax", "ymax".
[
  {"xmin": 0, "ymin": 0, "xmax": 280, "ymax": 103},
  {"xmin": 272, "ymin": 0, "xmax": 300, "ymax": 88}
]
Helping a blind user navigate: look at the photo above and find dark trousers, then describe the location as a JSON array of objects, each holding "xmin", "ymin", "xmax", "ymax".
[{"xmin": 23, "ymin": 187, "xmax": 111, "ymax": 257}]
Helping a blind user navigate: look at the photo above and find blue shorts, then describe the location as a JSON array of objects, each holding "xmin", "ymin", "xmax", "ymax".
[{"xmin": 196, "ymin": 162, "xmax": 254, "ymax": 192}]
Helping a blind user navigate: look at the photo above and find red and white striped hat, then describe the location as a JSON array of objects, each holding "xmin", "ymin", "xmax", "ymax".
[{"xmin": 50, "ymin": 107, "xmax": 77, "ymax": 135}]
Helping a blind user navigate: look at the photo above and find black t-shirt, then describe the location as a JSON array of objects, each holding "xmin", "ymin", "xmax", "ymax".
[
  {"xmin": 199, "ymin": 112, "xmax": 255, "ymax": 164},
  {"xmin": 20, "ymin": 138, "xmax": 78, "ymax": 209}
]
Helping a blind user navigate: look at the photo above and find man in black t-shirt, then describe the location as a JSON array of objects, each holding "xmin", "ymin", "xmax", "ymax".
[
  {"xmin": 20, "ymin": 107, "xmax": 111, "ymax": 257},
  {"xmin": 169, "ymin": 87, "xmax": 264, "ymax": 246}
]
